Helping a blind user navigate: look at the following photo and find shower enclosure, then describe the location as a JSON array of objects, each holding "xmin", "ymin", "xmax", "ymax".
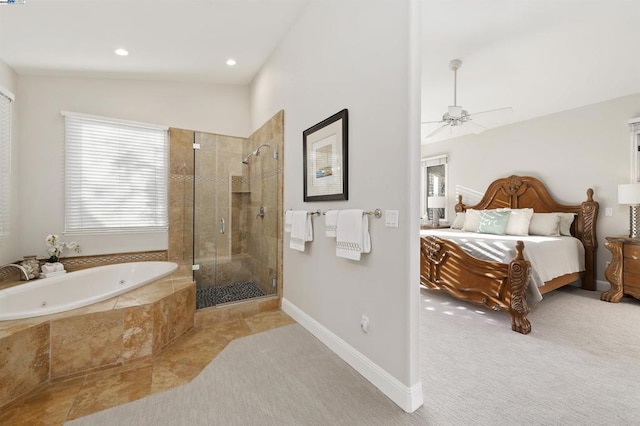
[
  {"xmin": 168, "ymin": 119, "xmax": 282, "ymax": 310},
  {"xmin": 192, "ymin": 133, "xmax": 279, "ymax": 309}
]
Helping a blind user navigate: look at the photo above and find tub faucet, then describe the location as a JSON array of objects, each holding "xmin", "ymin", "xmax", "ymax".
[{"xmin": 0, "ymin": 263, "xmax": 30, "ymax": 281}]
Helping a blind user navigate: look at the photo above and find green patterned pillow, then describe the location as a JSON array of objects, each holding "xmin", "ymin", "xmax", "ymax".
[{"xmin": 477, "ymin": 210, "xmax": 511, "ymax": 235}]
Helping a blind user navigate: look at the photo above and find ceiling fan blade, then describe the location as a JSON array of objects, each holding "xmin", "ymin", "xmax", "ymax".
[
  {"xmin": 466, "ymin": 106, "xmax": 513, "ymax": 118},
  {"xmin": 424, "ymin": 123, "xmax": 450, "ymax": 139},
  {"xmin": 464, "ymin": 120, "xmax": 487, "ymax": 134},
  {"xmin": 421, "ymin": 119, "xmax": 445, "ymax": 125}
]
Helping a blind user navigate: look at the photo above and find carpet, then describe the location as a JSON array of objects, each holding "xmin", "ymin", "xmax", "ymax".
[
  {"xmin": 418, "ymin": 285, "xmax": 640, "ymax": 425},
  {"xmin": 67, "ymin": 324, "xmax": 427, "ymax": 425}
]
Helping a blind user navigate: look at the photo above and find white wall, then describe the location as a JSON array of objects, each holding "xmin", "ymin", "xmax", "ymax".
[
  {"xmin": 15, "ymin": 75, "xmax": 249, "ymax": 260},
  {"xmin": 250, "ymin": 0, "xmax": 422, "ymax": 412},
  {"xmin": 0, "ymin": 59, "xmax": 19, "ymax": 265},
  {"xmin": 422, "ymin": 92, "xmax": 640, "ymax": 286}
]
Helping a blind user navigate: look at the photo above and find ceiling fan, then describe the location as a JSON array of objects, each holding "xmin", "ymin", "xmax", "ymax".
[{"xmin": 422, "ymin": 59, "xmax": 513, "ymax": 139}]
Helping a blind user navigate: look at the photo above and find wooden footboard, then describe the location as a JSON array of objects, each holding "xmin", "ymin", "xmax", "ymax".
[{"xmin": 420, "ymin": 236, "xmax": 532, "ymax": 334}]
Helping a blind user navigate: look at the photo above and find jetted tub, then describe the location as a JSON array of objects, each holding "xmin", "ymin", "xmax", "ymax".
[{"xmin": 0, "ymin": 261, "xmax": 178, "ymax": 321}]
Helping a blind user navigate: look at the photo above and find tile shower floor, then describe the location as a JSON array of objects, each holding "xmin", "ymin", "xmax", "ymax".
[
  {"xmin": 196, "ymin": 281, "xmax": 266, "ymax": 309},
  {"xmin": 0, "ymin": 309, "xmax": 296, "ymax": 425}
]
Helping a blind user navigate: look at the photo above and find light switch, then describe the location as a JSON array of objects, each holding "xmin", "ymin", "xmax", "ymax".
[
  {"xmin": 605, "ymin": 208, "xmax": 613, "ymax": 217},
  {"xmin": 385, "ymin": 210, "xmax": 399, "ymax": 228}
]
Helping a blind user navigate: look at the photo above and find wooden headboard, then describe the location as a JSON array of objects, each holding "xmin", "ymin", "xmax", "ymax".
[{"xmin": 454, "ymin": 175, "xmax": 599, "ymax": 290}]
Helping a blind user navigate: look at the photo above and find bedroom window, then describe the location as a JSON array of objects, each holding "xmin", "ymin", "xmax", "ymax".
[
  {"xmin": 421, "ymin": 155, "xmax": 448, "ymax": 225},
  {"xmin": 630, "ymin": 116, "xmax": 640, "ymax": 182},
  {"xmin": 63, "ymin": 111, "xmax": 169, "ymax": 235},
  {"xmin": 0, "ymin": 87, "xmax": 13, "ymax": 238}
]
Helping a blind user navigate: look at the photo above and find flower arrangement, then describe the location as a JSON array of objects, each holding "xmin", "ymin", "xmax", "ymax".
[{"xmin": 45, "ymin": 234, "xmax": 80, "ymax": 263}]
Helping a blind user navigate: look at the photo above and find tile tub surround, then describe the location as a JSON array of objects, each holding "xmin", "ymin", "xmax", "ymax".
[
  {"xmin": 0, "ymin": 262, "xmax": 195, "ymax": 409},
  {"xmin": 0, "ymin": 250, "xmax": 168, "ymax": 291}
]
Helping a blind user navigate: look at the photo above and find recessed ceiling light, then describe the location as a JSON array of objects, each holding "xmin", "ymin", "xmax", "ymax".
[
  {"xmin": 226, "ymin": 58, "xmax": 237, "ymax": 66},
  {"xmin": 114, "ymin": 48, "xmax": 129, "ymax": 56}
]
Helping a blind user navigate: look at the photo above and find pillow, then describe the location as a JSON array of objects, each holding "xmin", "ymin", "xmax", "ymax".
[
  {"xmin": 461, "ymin": 209, "xmax": 482, "ymax": 232},
  {"xmin": 557, "ymin": 212, "xmax": 576, "ymax": 236},
  {"xmin": 528, "ymin": 213, "xmax": 561, "ymax": 236},
  {"xmin": 477, "ymin": 210, "xmax": 511, "ymax": 235},
  {"xmin": 497, "ymin": 208, "xmax": 534, "ymax": 236},
  {"xmin": 451, "ymin": 212, "xmax": 466, "ymax": 229}
]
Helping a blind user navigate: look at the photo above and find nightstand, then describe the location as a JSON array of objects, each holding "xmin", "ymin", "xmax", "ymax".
[{"xmin": 602, "ymin": 236, "xmax": 640, "ymax": 302}]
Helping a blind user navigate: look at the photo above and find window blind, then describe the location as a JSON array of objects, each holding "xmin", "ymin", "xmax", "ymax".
[
  {"xmin": 64, "ymin": 113, "xmax": 168, "ymax": 234},
  {"xmin": 0, "ymin": 90, "xmax": 12, "ymax": 237}
]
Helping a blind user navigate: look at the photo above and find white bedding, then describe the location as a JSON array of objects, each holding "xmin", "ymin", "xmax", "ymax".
[{"xmin": 420, "ymin": 229, "xmax": 585, "ymax": 304}]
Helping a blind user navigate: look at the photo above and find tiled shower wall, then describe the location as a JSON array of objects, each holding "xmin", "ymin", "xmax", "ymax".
[
  {"xmin": 168, "ymin": 128, "xmax": 194, "ymax": 265},
  {"xmin": 245, "ymin": 111, "xmax": 284, "ymax": 295}
]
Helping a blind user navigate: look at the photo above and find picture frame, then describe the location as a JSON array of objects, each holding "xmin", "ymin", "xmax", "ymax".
[{"xmin": 303, "ymin": 109, "xmax": 348, "ymax": 202}]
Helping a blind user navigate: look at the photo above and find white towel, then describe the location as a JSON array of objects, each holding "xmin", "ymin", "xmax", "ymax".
[
  {"xmin": 39, "ymin": 270, "xmax": 67, "ymax": 279},
  {"xmin": 41, "ymin": 263, "xmax": 56, "ymax": 274},
  {"xmin": 42, "ymin": 262, "xmax": 65, "ymax": 273},
  {"xmin": 284, "ymin": 210, "xmax": 294, "ymax": 233},
  {"xmin": 325, "ymin": 210, "xmax": 339, "ymax": 238},
  {"xmin": 336, "ymin": 209, "xmax": 371, "ymax": 260},
  {"xmin": 290, "ymin": 210, "xmax": 313, "ymax": 252}
]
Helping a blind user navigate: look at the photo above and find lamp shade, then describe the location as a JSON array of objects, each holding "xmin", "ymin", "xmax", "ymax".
[
  {"xmin": 427, "ymin": 196, "xmax": 446, "ymax": 209},
  {"xmin": 618, "ymin": 183, "xmax": 640, "ymax": 205}
]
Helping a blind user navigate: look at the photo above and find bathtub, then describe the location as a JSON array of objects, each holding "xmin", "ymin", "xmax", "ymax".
[{"xmin": 0, "ymin": 261, "xmax": 178, "ymax": 321}]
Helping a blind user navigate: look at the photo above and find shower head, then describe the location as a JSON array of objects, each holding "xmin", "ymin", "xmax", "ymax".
[
  {"xmin": 254, "ymin": 143, "xmax": 270, "ymax": 155},
  {"xmin": 241, "ymin": 143, "xmax": 277, "ymax": 165}
]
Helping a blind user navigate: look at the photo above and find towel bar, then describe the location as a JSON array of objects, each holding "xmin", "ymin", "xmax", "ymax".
[
  {"xmin": 288, "ymin": 209, "xmax": 382, "ymax": 218},
  {"xmin": 365, "ymin": 209, "xmax": 383, "ymax": 218},
  {"xmin": 287, "ymin": 209, "xmax": 322, "ymax": 216},
  {"xmin": 319, "ymin": 208, "xmax": 382, "ymax": 219}
]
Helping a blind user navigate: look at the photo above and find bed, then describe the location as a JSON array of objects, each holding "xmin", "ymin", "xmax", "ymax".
[{"xmin": 420, "ymin": 175, "xmax": 598, "ymax": 334}]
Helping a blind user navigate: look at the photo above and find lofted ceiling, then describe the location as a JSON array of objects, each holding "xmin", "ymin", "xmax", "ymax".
[
  {"xmin": 1, "ymin": 1, "xmax": 640, "ymax": 142},
  {"xmin": 421, "ymin": 0, "xmax": 640, "ymax": 142},
  {"xmin": 0, "ymin": 0, "xmax": 310, "ymax": 84}
]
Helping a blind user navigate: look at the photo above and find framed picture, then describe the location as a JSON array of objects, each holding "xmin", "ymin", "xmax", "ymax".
[{"xmin": 303, "ymin": 109, "xmax": 348, "ymax": 201}]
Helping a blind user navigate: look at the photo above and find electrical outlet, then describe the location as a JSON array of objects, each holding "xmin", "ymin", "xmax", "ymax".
[
  {"xmin": 605, "ymin": 208, "xmax": 613, "ymax": 217},
  {"xmin": 360, "ymin": 315, "xmax": 370, "ymax": 334}
]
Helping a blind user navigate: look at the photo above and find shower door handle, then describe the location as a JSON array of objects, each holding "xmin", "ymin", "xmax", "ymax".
[{"xmin": 219, "ymin": 218, "xmax": 225, "ymax": 234}]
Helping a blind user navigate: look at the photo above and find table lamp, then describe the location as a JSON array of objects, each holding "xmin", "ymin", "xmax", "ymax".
[{"xmin": 618, "ymin": 183, "xmax": 640, "ymax": 238}]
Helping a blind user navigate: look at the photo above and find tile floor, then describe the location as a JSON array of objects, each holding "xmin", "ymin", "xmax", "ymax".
[{"xmin": 0, "ymin": 309, "xmax": 296, "ymax": 425}]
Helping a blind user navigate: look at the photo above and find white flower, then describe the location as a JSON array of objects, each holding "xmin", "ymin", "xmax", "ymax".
[{"xmin": 44, "ymin": 234, "xmax": 81, "ymax": 259}]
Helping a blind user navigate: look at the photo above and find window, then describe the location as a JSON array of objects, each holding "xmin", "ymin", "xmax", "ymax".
[
  {"xmin": 0, "ymin": 87, "xmax": 13, "ymax": 237},
  {"xmin": 63, "ymin": 112, "xmax": 168, "ymax": 234},
  {"xmin": 421, "ymin": 155, "xmax": 448, "ymax": 224},
  {"xmin": 630, "ymin": 116, "xmax": 640, "ymax": 182}
]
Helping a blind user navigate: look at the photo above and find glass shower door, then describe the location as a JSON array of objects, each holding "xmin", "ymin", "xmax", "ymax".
[
  {"xmin": 210, "ymin": 134, "xmax": 256, "ymax": 304},
  {"xmin": 193, "ymin": 132, "xmax": 276, "ymax": 309},
  {"xmin": 193, "ymin": 132, "xmax": 217, "ymax": 309}
]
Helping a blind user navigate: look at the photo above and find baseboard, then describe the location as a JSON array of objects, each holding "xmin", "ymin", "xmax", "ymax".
[
  {"xmin": 595, "ymin": 279, "xmax": 609, "ymax": 292},
  {"xmin": 282, "ymin": 298, "xmax": 423, "ymax": 413}
]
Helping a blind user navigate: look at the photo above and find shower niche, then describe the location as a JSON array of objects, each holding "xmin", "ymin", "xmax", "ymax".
[{"xmin": 168, "ymin": 112, "xmax": 283, "ymax": 309}]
